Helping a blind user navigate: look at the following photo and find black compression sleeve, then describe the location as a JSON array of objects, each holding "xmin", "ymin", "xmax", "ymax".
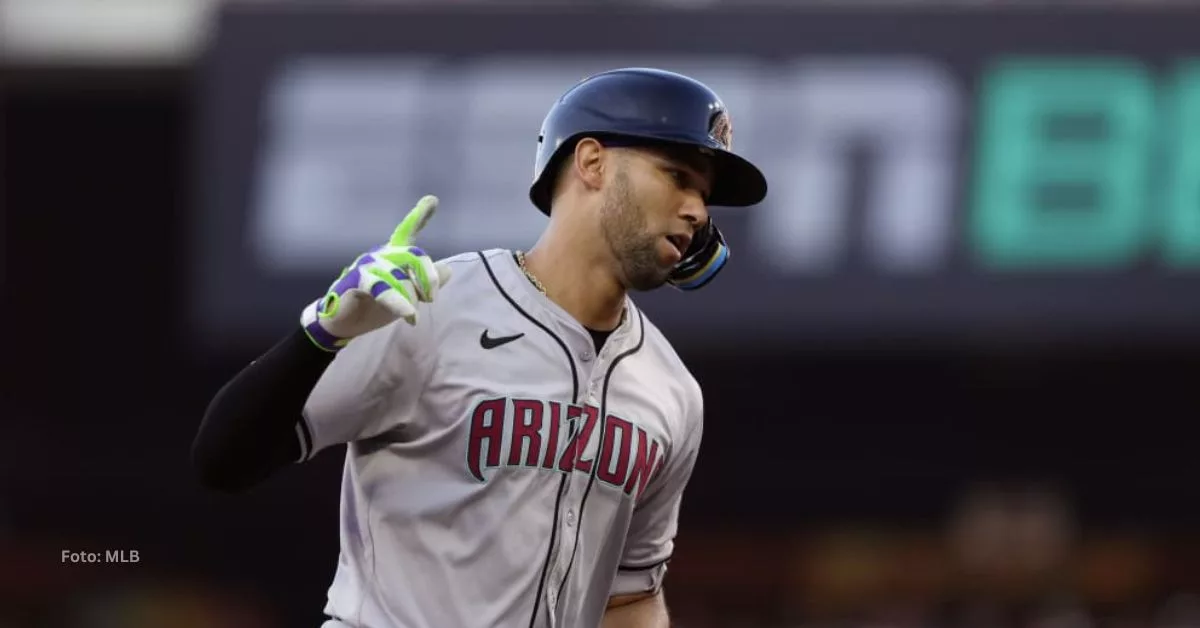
[{"xmin": 191, "ymin": 328, "xmax": 335, "ymax": 493}]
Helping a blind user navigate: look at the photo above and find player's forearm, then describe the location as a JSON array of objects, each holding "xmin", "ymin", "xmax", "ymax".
[
  {"xmin": 602, "ymin": 592, "xmax": 670, "ymax": 628},
  {"xmin": 191, "ymin": 328, "xmax": 334, "ymax": 493}
]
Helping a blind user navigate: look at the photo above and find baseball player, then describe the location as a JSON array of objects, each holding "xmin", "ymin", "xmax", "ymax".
[{"xmin": 192, "ymin": 67, "xmax": 768, "ymax": 628}]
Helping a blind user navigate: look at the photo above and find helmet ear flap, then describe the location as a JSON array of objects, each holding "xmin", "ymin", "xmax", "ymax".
[{"xmin": 668, "ymin": 219, "xmax": 729, "ymax": 291}]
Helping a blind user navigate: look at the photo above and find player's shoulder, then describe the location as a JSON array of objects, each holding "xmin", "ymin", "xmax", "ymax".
[
  {"xmin": 634, "ymin": 307, "xmax": 704, "ymax": 406},
  {"xmin": 634, "ymin": 310, "xmax": 705, "ymax": 450},
  {"xmin": 429, "ymin": 248, "xmax": 513, "ymax": 291},
  {"xmin": 434, "ymin": 248, "xmax": 514, "ymax": 269},
  {"xmin": 433, "ymin": 249, "xmax": 498, "ymax": 271},
  {"xmin": 419, "ymin": 248, "xmax": 531, "ymax": 326},
  {"xmin": 357, "ymin": 249, "xmax": 509, "ymax": 352},
  {"xmin": 634, "ymin": 309, "xmax": 692, "ymax": 374}
]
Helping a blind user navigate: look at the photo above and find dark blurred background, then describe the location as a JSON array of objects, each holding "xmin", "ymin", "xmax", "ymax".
[{"xmin": 3, "ymin": 0, "xmax": 1200, "ymax": 627}]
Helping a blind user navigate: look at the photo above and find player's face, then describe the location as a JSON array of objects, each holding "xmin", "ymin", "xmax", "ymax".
[{"xmin": 599, "ymin": 147, "xmax": 713, "ymax": 291}]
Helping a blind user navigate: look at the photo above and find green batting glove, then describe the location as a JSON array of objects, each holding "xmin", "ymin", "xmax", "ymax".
[{"xmin": 300, "ymin": 195, "xmax": 453, "ymax": 352}]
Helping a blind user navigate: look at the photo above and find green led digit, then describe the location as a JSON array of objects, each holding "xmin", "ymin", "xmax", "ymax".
[
  {"xmin": 971, "ymin": 58, "xmax": 1155, "ymax": 269},
  {"xmin": 1162, "ymin": 60, "xmax": 1200, "ymax": 268}
]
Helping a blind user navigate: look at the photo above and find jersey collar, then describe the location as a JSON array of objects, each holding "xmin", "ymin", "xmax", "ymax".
[{"xmin": 499, "ymin": 249, "xmax": 640, "ymax": 355}]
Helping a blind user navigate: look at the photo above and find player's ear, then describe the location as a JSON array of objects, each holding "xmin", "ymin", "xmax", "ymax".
[{"xmin": 572, "ymin": 137, "xmax": 605, "ymax": 193}]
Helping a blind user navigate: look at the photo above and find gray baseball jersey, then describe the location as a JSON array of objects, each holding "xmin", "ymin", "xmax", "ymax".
[{"xmin": 298, "ymin": 248, "xmax": 704, "ymax": 628}]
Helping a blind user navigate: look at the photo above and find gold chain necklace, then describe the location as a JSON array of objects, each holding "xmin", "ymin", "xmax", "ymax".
[
  {"xmin": 519, "ymin": 249, "xmax": 628, "ymax": 330},
  {"xmin": 515, "ymin": 250, "xmax": 547, "ymax": 295}
]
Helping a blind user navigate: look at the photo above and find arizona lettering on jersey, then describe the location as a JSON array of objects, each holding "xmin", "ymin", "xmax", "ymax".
[
  {"xmin": 299, "ymin": 249, "xmax": 704, "ymax": 628},
  {"xmin": 466, "ymin": 398, "xmax": 666, "ymax": 501}
]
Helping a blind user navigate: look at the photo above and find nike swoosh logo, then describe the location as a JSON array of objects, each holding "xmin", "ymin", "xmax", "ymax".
[{"xmin": 480, "ymin": 330, "xmax": 525, "ymax": 350}]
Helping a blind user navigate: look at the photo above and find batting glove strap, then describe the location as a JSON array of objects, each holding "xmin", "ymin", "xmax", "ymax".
[{"xmin": 301, "ymin": 298, "xmax": 349, "ymax": 353}]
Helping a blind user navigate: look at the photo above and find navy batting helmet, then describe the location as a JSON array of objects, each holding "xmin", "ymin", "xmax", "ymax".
[
  {"xmin": 530, "ymin": 67, "xmax": 767, "ymax": 214},
  {"xmin": 528, "ymin": 67, "xmax": 767, "ymax": 291}
]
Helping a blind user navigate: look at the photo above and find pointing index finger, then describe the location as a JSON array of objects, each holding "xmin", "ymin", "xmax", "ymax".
[{"xmin": 389, "ymin": 195, "xmax": 439, "ymax": 247}]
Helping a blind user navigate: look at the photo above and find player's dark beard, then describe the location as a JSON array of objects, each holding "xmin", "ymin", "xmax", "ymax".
[{"xmin": 601, "ymin": 167, "xmax": 672, "ymax": 292}]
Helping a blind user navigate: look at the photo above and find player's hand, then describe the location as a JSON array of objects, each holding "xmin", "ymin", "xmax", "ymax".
[{"xmin": 300, "ymin": 195, "xmax": 453, "ymax": 352}]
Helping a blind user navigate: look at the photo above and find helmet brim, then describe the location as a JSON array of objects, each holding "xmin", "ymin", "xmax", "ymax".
[
  {"xmin": 706, "ymin": 149, "xmax": 768, "ymax": 208},
  {"xmin": 530, "ymin": 134, "xmax": 768, "ymax": 214}
]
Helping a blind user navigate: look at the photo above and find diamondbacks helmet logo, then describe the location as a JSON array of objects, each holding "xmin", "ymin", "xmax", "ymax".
[{"xmin": 708, "ymin": 110, "xmax": 733, "ymax": 151}]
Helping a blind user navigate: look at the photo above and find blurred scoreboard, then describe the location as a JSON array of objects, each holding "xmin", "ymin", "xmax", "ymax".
[{"xmin": 194, "ymin": 4, "xmax": 1200, "ymax": 352}]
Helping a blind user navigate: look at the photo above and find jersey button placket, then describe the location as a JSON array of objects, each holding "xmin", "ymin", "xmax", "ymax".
[
  {"xmin": 547, "ymin": 556, "xmax": 567, "ymax": 619},
  {"xmin": 586, "ymin": 360, "xmax": 605, "ymax": 402},
  {"xmin": 549, "ymin": 494, "xmax": 580, "ymax": 618},
  {"xmin": 547, "ymin": 400, "xmax": 579, "ymax": 625},
  {"xmin": 556, "ymin": 341, "xmax": 605, "ymax": 622}
]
